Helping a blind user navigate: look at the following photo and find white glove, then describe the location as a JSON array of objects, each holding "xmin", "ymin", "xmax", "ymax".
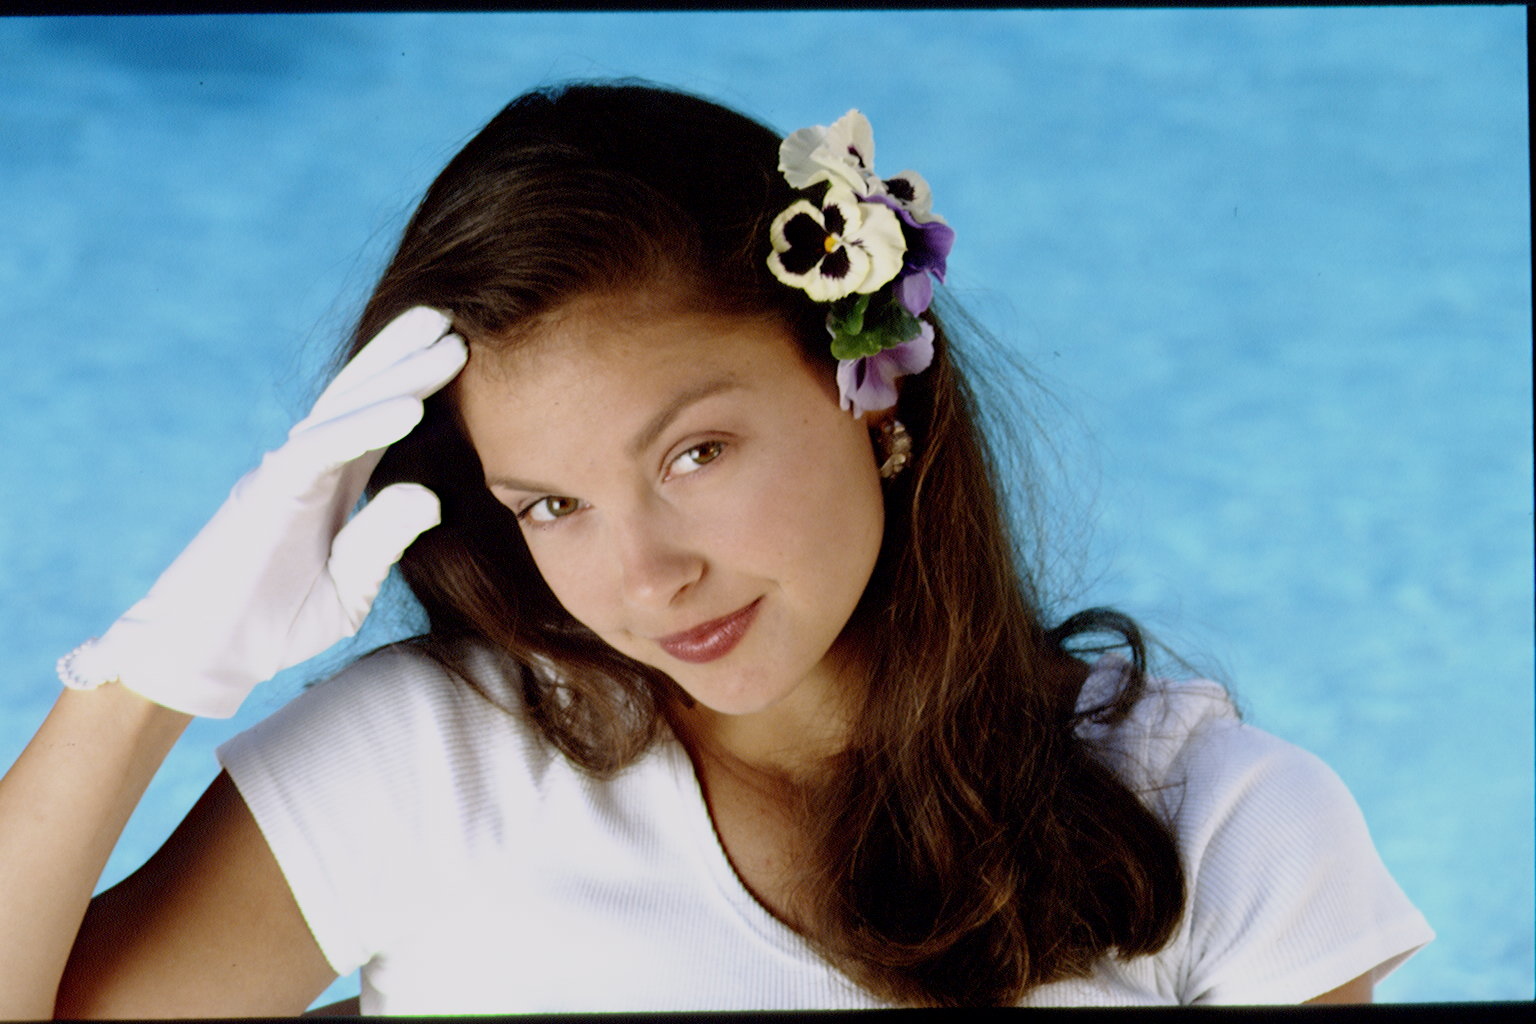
[{"xmin": 57, "ymin": 306, "xmax": 468, "ymax": 718}]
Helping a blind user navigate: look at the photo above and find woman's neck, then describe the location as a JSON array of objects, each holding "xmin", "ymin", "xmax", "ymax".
[{"xmin": 665, "ymin": 653, "xmax": 863, "ymax": 789}]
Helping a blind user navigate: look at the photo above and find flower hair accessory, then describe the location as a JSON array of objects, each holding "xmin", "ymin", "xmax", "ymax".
[{"xmin": 767, "ymin": 110, "xmax": 954, "ymax": 418}]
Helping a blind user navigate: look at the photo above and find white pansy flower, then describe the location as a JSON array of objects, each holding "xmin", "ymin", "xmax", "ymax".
[
  {"xmin": 879, "ymin": 169, "xmax": 945, "ymax": 224},
  {"xmin": 767, "ymin": 184, "xmax": 906, "ymax": 303},
  {"xmin": 778, "ymin": 109, "xmax": 878, "ymax": 196}
]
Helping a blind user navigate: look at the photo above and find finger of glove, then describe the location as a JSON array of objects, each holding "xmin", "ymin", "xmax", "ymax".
[
  {"xmin": 319, "ymin": 482, "xmax": 442, "ymax": 633},
  {"xmin": 326, "ymin": 306, "xmax": 451, "ymax": 397},
  {"xmin": 257, "ymin": 395, "xmax": 426, "ymax": 496},
  {"xmin": 299, "ymin": 331, "xmax": 467, "ymax": 434}
]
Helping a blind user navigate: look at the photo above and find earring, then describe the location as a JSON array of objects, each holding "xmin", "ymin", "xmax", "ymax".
[{"xmin": 877, "ymin": 419, "xmax": 913, "ymax": 479}]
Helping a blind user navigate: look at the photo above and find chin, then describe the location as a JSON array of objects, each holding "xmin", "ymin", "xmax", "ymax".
[
  {"xmin": 681, "ymin": 685, "xmax": 787, "ymax": 718},
  {"xmin": 672, "ymin": 668, "xmax": 801, "ymax": 718}
]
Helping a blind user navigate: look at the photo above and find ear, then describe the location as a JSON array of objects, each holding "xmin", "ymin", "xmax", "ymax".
[{"xmin": 860, "ymin": 408, "xmax": 898, "ymax": 432}]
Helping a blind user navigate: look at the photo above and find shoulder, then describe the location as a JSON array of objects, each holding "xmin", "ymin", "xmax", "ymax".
[
  {"xmin": 1076, "ymin": 656, "xmax": 1382, "ymax": 885},
  {"xmin": 1076, "ymin": 657, "xmax": 1433, "ymax": 1003},
  {"xmin": 212, "ymin": 641, "xmax": 567, "ymax": 973},
  {"xmin": 217, "ymin": 640, "xmax": 557, "ymax": 837},
  {"xmin": 226, "ymin": 640, "xmax": 535, "ymax": 753},
  {"xmin": 1073, "ymin": 656, "xmax": 1247, "ymax": 802},
  {"xmin": 290, "ymin": 639, "xmax": 526, "ymax": 719}
]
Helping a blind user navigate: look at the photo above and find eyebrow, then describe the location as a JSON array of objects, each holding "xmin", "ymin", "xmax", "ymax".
[
  {"xmin": 483, "ymin": 374, "xmax": 744, "ymax": 494},
  {"xmin": 625, "ymin": 375, "xmax": 744, "ymax": 459}
]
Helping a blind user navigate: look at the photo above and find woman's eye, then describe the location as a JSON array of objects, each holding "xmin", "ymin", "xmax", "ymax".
[
  {"xmin": 669, "ymin": 441, "xmax": 725, "ymax": 478},
  {"xmin": 519, "ymin": 495, "xmax": 581, "ymax": 524}
]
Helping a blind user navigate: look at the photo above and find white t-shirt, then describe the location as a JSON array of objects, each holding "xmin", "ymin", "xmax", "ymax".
[{"xmin": 217, "ymin": 644, "xmax": 1433, "ymax": 1011}]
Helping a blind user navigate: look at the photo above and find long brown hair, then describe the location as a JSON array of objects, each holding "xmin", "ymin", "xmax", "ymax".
[{"xmin": 343, "ymin": 80, "xmax": 1184, "ymax": 1007}]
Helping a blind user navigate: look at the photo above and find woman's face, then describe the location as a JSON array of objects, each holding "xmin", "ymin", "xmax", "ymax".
[{"xmin": 455, "ymin": 297, "xmax": 887, "ymax": 720}]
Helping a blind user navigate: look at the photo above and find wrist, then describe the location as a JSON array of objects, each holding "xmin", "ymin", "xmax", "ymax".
[
  {"xmin": 57, "ymin": 635, "xmax": 245, "ymax": 720},
  {"xmin": 56, "ymin": 679, "xmax": 195, "ymax": 737},
  {"xmin": 57, "ymin": 636, "xmax": 197, "ymax": 731}
]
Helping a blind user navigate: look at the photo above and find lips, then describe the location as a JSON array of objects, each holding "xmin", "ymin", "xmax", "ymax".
[{"xmin": 655, "ymin": 598, "xmax": 762, "ymax": 664}]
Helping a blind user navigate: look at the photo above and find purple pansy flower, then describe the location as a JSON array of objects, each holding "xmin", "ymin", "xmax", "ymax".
[
  {"xmin": 867, "ymin": 192, "xmax": 956, "ymax": 316},
  {"xmin": 836, "ymin": 321, "xmax": 936, "ymax": 418}
]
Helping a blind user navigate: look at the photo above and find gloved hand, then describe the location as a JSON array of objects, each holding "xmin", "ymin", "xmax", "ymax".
[{"xmin": 57, "ymin": 306, "xmax": 468, "ymax": 718}]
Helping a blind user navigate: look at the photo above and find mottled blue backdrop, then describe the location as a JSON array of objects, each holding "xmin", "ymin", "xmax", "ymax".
[{"xmin": 0, "ymin": 8, "xmax": 1529, "ymax": 1005}]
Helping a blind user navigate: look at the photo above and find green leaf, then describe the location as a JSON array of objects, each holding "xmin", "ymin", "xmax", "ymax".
[
  {"xmin": 830, "ymin": 328, "xmax": 882, "ymax": 360},
  {"xmin": 826, "ymin": 294, "xmax": 870, "ymax": 337},
  {"xmin": 828, "ymin": 299, "xmax": 924, "ymax": 360},
  {"xmin": 867, "ymin": 296, "xmax": 921, "ymax": 341}
]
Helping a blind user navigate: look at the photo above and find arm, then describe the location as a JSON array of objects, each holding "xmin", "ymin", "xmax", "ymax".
[
  {"xmin": 0, "ymin": 308, "xmax": 464, "ymax": 1016},
  {"xmin": 0, "ymin": 685, "xmax": 335, "ymax": 1020},
  {"xmin": 305, "ymin": 996, "xmax": 363, "ymax": 1016},
  {"xmin": 0, "ymin": 686, "xmax": 330, "ymax": 1017},
  {"xmin": 1304, "ymin": 973, "xmax": 1374, "ymax": 1004},
  {"xmin": 58, "ymin": 769, "xmax": 334, "ymax": 1017},
  {"xmin": 0, "ymin": 684, "xmax": 187, "ymax": 1017}
]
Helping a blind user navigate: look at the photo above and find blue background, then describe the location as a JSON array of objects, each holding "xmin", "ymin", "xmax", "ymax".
[{"xmin": 0, "ymin": 8, "xmax": 1529, "ymax": 1006}]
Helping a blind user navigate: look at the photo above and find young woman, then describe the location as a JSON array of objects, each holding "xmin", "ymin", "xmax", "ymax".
[{"xmin": 0, "ymin": 82, "xmax": 1431, "ymax": 1015}]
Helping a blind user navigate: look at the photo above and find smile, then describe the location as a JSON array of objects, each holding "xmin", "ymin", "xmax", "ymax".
[{"xmin": 655, "ymin": 598, "xmax": 762, "ymax": 664}]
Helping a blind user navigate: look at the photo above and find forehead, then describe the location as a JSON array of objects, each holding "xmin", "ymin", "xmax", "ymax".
[
  {"xmin": 453, "ymin": 301, "xmax": 828, "ymax": 459},
  {"xmin": 462, "ymin": 301, "xmax": 802, "ymax": 396}
]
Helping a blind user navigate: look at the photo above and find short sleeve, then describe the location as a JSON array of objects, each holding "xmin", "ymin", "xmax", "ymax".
[
  {"xmin": 215, "ymin": 644, "xmax": 539, "ymax": 977},
  {"xmin": 1171, "ymin": 717, "xmax": 1435, "ymax": 1004}
]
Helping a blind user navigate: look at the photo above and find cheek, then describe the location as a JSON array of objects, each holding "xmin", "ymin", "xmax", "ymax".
[
  {"xmin": 811, "ymin": 452, "xmax": 886, "ymax": 597},
  {"xmin": 735, "ymin": 422, "xmax": 885, "ymax": 596},
  {"xmin": 520, "ymin": 532, "xmax": 615, "ymax": 630}
]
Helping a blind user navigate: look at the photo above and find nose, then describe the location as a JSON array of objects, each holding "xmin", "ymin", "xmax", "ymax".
[{"xmin": 609, "ymin": 504, "xmax": 704, "ymax": 612}]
